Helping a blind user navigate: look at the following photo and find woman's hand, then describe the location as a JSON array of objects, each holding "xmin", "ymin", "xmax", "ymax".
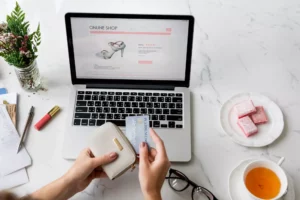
[
  {"xmin": 139, "ymin": 129, "xmax": 171, "ymax": 200},
  {"xmin": 65, "ymin": 148, "xmax": 118, "ymax": 193}
]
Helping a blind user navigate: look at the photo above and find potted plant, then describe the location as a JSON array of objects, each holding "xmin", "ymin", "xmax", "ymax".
[{"xmin": 0, "ymin": 2, "xmax": 41, "ymax": 91}]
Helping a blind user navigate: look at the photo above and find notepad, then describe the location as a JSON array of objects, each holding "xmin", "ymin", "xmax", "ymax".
[{"xmin": 0, "ymin": 105, "xmax": 31, "ymax": 176}]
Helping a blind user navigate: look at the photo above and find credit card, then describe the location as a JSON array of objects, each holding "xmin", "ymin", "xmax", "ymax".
[{"xmin": 125, "ymin": 115, "xmax": 150, "ymax": 154}]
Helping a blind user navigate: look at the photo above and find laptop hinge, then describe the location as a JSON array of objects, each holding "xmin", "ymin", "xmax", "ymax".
[{"xmin": 86, "ymin": 84, "xmax": 175, "ymax": 90}]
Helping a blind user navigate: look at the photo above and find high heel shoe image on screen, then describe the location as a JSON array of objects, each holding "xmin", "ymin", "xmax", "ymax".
[{"xmin": 96, "ymin": 41, "xmax": 126, "ymax": 59}]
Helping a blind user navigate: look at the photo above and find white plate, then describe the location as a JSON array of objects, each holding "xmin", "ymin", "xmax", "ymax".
[
  {"xmin": 220, "ymin": 93, "xmax": 284, "ymax": 147},
  {"xmin": 229, "ymin": 158, "xmax": 295, "ymax": 200}
]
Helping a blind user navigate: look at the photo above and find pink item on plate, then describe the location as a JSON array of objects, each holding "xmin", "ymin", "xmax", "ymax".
[
  {"xmin": 234, "ymin": 100, "xmax": 256, "ymax": 118},
  {"xmin": 237, "ymin": 116, "xmax": 258, "ymax": 137},
  {"xmin": 251, "ymin": 106, "xmax": 268, "ymax": 124}
]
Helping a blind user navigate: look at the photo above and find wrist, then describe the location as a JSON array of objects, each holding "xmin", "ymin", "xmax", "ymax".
[{"xmin": 144, "ymin": 191, "xmax": 162, "ymax": 200}]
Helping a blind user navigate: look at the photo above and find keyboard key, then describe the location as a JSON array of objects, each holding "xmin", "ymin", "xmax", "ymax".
[
  {"xmin": 131, "ymin": 92, "xmax": 137, "ymax": 95},
  {"xmin": 140, "ymin": 108, "xmax": 147, "ymax": 114},
  {"xmin": 76, "ymin": 107, "xmax": 88, "ymax": 112},
  {"xmin": 167, "ymin": 115, "xmax": 183, "ymax": 121},
  {"xmin": 114, "ymin": 96, "xmax": 121, "ymax": 101},
  {"xmin": 77, "ymin": 95, "xmax": 84, "ymax": 100},
  {"xmin": 163, "ymin": 109, "xmax": 170, "ymax": 114},
  {"xmin": 128, "ymin": 96, "xmax": 135, "ymax": 101},
  {"xmin": 161, "ymin": 93, "xmax": 167, "ymax": 96},
  {"xmin": 86, "ymin": 91, "xmax": 92, "ymax": 94},
  {"xmin": 139, "ymin": 102, "xmax": 145, "ymax": 108},
  {"xmin": 150, "ymin": 97, "xmax": 157, "ymax": 102},
  {"xmin": 107, "ymin": 114, "xmax": 113, "ymax": 119},
  {"xmin": 96, "ymin": 120, "xmax": 105, "ymax": 126},
  {"xmin": 176, "ymin": 93, "xmax": 183, "ymax": 97},
  {"xmin": 146, "ymin": 93, "xmax": 152, "ymax": 96},
  {"xmin": 92, "ymin": 95, "xmax": 98, "ymax": 100},
  {"xmin": 103, "ymin": 108, "xmax": 110, "ymax": 113},
  {"xmin": 99, "ymin": 114, "xmax": 106, "ymax": 119},
  {"xmin": 109, "ymin": 102, "xmax": 116, "ymax": 107},
  {"xmin": 154, "ymin": 103, "xmax": 160, "ymax": 108},
  {"xmin": 158, "ymin": 97, "xmax": 164, "ymax": 102},
  {"xmin": 168, "ymin": 121, "xmax": 175, "ymax": 128},
  {"xmin": 161, "ymin": 103, "xmax": 168, "ymax": 108},
  {"xmin": 107, "ymin": 96, "xmax": 113, "ymax": 101},
  {"xmin": 85, "ymin": 95, "xmax": 91, "ymax": 100},
  {"xmin": 96, "ymin": 107, "xmax": 102, "ymax": 113},
  {"xmin": 95, "ymin": 101, "xmax": 101, "ymax": 106},
  {"xmin": 93, "ymin": 91, "xmax": 100, "ymax": 94},
  {"xmin": 176, "ymin": 124, "xmax": 183, "ymax": 128},
  {"xmin": 129, "ymin": 114, "xmax": 136, "ymax": 116},
  {"xmin": 172, "ymin": 97, "xmax": 183, "ymax": 103},
  {"xmin": 149, "ymin": 121, "xmax": 153, "ymax": 127},
  {"xmin": 169, "ymin": 103, "xmax": 175, "ymax": 108},
  {"xmin": 121, "ymin": 96, "xmax": 128, "ymax": 101},
  {"xmin": 143, "ymin": 97, "xmax": 149, "ymax": 102},
  {"xmin": 106, "ymin": 120, "xmax": 126, "ymax": 126},
  {"xmin": 87, "ymin": 101, "xmax": 94, "ymax": 106},
  {"xmin": 88, "ymin": 107, "xmax": 95, "ymax": 112},
  {"xmin": 89, "ymin": 119, "xmax": 96, "ymax": 126},
  {"xmin": 133, "ymin": 108, "xmax": 140, "ymax": 114},
  {"xmin": 126, "ymin": 108, "xmax": 132, "ymax": 113},
  {"xmin": 116, "ymin": 92, "xmax": 122, "ymax": 95},
  {"xmin": 159, "ymin": 115, "xmax": 166, "ymax": 120},
  {"xmin": 108, "ymin": 92, "xmax": 115, "ymax": 95},
  {"xmin": 138, "ymin": 92, "xmax": 145, "ymax": 96},
  {"xmin": 123, "ymin": 92, "xmax": 129, "ymax": 95},
  {"xmin": 161, "ymin": 124, "xmax": 167, "ymax": 128},
  {"xmin": 171, "ymin": 109, "xmax": 183, "ymax": 115},
  {"xmin": 153, "ymin": 121, "xmax": 160, "ymax": 127},
  {"xmin": 153, "ymin": 93, "xmax": 160, "ymax": 96},
  {"xmin": 92, "ymin": 113, "xmax": 98, "ymax": 119},
  {"xmin": 76, "ymin": 101, "xmax": 87, "ymax": 106},
  {"xmin": 136, "ymin": 96, "xmax": 143, "ymax": 101},
  {"xmin": 99, "ymin": 96, "xmax": 106, "ymax": 101},
  {"xmin": 102, "ymin": 102, "xmax": 109, "ymax": 107},
  {"xmin": 132, "ymin": 102, "xmax": 138, "ymax": 107},
  {"xmin": 148, "ymin": 109, "xmax": 154, "ymax": 114},
  {"xmin": 121, "ymin": 114, "xmax": 128, "ymax": 119},
  {"xmin": 74, "ymin": 119, "xmax": 81, "ymax": 125},
  {"xmin": 77, "ymin": 91, "xmax": 84, "ymax": 94},
  {"xmin": 81, "ymin": 119, "xmax": 88, "ymax": 126},
  {"xmin": 111, "ymin": 108, "xmax": 117, "ymax": 113},
  {"xmin": 114, "ymin": 114, "xmax": 121, "ymax": 119},
  {"xmin": 165, "ymin": 97, "xmax": 171, "ymax": 102},
  {"xmin": 101, "ymin": 91, "xmax": 107, "ymax": 95},
  {"xmin": 152, "ymin": 115, "xmax": 158, "ymax": 120},
  {"xmin": 117, "ymin": 102, "xmax": 124, "ymax": 107},
  {"xmin": 124, "ymin": 102, "xmax": 131, "ymax": 107},
  {"xmin": 146, "ymin": 103, "xmax": 153, "ymax": 108},
  {"xmin": 155, "ymin": 109, "xmax": 162, "ymax": 114},
  {"xmin": 176, "ymin": 103, "xmax": 182, "ymax": 108},
  {"xmin": 168, "ymin": 93, "xmax": 175, "ymax": 96},
  {"xmin": 118, "ymin": 108, "xmax": 125, "ymax": 113}
]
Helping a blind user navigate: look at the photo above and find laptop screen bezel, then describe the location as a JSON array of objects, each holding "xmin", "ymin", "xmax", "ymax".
[{"xmin": 65, "ymin": 13, "xmax": 194, "ymax": 88}]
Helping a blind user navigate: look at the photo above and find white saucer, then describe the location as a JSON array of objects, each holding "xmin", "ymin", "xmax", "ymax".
[
  {"xmin": 220, "ymin": 93, "xmax": 284, "ymax": 147},
  {"xmin": 229, "ymin": 159, "xmax": 295, "ymax": 200}
]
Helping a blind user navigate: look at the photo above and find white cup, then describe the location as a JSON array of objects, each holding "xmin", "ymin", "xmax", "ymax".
[{"xmin": 242, "ymin": 159, "xmax": 288, "ymax": 200}]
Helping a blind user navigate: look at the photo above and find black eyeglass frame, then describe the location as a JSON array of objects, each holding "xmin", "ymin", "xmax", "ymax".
[{"xmin": 165, "ymin": 168, "xmax": 218, "ymax": 200}]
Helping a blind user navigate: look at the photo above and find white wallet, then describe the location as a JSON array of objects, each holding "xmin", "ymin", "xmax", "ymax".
[{"xmin": 88, "ymin": 122, "xmax": 137, "ymax": 180}]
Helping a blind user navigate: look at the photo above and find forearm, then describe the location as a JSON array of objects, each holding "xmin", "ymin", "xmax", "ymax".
[{"xmin": 30, "ymin": 175, "xmax": 77, "ymax": 200}]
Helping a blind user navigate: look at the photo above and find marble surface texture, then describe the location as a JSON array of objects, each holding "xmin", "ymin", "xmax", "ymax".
[{"xmin": 0, "ymin": 0, "xmax": 300, "ymax": 199}]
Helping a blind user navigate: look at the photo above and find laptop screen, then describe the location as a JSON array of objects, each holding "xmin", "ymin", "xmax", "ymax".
[{"xmin": 70, "ymin": 17, "xmax": 189, "ymax": 81}]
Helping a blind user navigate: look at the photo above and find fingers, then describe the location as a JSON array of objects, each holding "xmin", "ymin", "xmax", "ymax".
[
  {"xmin": 150, "ymin": 128, "xmax": 167, "ymax": 158},
  {"xmin": 139, "ymin": 142, "xmax": 150, "ymax": 166},
  {"xmin": 92, "ymin": 152, "xmax": 118, "ymax": 168}
]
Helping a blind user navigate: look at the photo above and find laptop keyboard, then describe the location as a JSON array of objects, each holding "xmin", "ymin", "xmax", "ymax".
[{"xmin": 73, "ymin": 90, "xmax": 183, "ymax": 128}]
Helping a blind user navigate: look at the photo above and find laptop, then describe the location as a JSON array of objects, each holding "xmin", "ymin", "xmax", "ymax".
[{"xmin": 63, "ymin": 13, "xmax": 194, "ymax": 162}]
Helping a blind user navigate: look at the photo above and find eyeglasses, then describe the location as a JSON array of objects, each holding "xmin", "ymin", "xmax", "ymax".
[{"xmin": 165, "ymin": 168, "xmax": 218, "ymax": 200}]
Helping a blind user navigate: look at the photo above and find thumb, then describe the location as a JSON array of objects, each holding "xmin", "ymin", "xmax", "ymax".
[
  {"xmin": 92, "ymin": 152, "xmax": 118, "ymax": 167},
  {"xmin": 139, "ymin": 142, "xmax": 149, "ymax": 166}
]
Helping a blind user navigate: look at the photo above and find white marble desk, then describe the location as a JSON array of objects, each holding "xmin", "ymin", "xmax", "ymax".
[{"xmin": 0, "ymin": 0, "xmax": 299, "ymax": 199}]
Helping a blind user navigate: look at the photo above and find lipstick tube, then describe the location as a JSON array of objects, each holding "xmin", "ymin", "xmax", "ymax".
[{"xmin": 34, "ymin": 106, "xmax": 60, "ymax": 131}]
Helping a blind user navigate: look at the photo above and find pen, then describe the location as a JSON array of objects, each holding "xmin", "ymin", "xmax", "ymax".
[
  {"xmin": 17, "ymin": 106, "xmax": 34, "ymax": 153},
  {"xmin": 34, "ymin": 106, "xmax": 60, "ymax": 131}
]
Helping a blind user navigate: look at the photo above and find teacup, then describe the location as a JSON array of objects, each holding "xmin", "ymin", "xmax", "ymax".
[{"xmin": 242, "ymin": 160, "xmax": 288, "ymax": 200}]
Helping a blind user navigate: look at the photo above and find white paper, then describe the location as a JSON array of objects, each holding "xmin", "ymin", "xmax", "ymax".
[
  {"xmin": 0, "ymin": 93, "xmax": 17, "ymax": 104},
  {"xmin": 0, "ymin": 105, "xmax": 31, "ymax": 176},
  {"xmin": 0, "ymin": 169, "xmax": 28, "ymax": 190}
]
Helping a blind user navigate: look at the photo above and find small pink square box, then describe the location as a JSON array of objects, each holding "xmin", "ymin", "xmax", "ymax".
[
  {"xmin": 234, "ymin": 100, "xmax": 256, "ymax": 118},
  {"xmin": 251, "ymin": 106, "xmax": 268, "ymax": 124},
  {"xmin": 237, "ymin": 116, "xmax": 258, "ymax": 137}
]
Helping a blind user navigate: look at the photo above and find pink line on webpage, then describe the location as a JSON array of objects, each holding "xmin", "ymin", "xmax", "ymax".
[{"xmin": 90, "ymin": 31, "xmax": 171, "ymax": 35}]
